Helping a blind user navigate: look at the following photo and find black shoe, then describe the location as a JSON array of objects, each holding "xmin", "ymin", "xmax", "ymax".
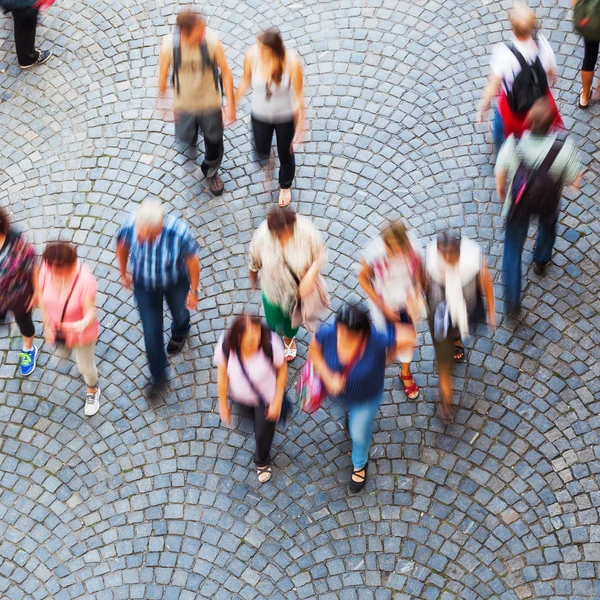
[
  {"xmin": 533, "ymin": 261, "xmax": 548, "ymax": 276},
  {"xmin": 20, "ymin": 49, "xmax": 53, "ymax": 69},
  {"xmin": 507, "ymin": 304, "xmax": 522, "ymax": 319},
  {"xmin": 207, "ymin": 172, "xmax": 224, "ymax": 196},
  {"xmin": 147, "ymin": 380, "xmax": 167, "ymax": 406},
  {"xmin": 167, "ymin": 335, "xmax": 187, "ymax": 354},
  {"xmin": 0, "ymin": 313, "xmax": 6, "ymax": 323},
  {"xmin": 349, "ymin": 463, "xmax": 368, "ymax": 494}
]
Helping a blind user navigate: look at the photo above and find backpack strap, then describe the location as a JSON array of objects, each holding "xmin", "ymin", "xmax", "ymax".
[
  {"xmin": 200, "ymin": 38, "xmax": 220, "ymax": 94},
  {"xmin": 506, "ymin": 43, "xmax": 529, "ymax": 70},
  {"xmin": 539, "ymin": 137, "xmax": 564, "ymax": 175},
  {"xmin": 172, "ymin": 28, "xmax": 182, "ymax": 96}
]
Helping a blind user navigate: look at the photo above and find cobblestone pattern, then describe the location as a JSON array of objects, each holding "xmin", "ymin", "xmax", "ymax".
[{"xmin": 0, "ymin": 0, "xmax": 599, "ymax": 599}]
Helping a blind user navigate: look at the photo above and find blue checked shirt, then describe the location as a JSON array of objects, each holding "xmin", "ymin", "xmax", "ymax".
[{"xmin": 116, "ymin": 214, "xmax": 200, "ymax": 289}]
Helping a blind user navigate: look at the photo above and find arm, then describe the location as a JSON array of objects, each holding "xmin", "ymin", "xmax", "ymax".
[
  {"xmin": 308, "ymin": 337, "xmax": 345, "ymax": 396},
  {"xmin": 185, "ymin": 254, "xmax": 201, "ymax": 311},
  {"xmin": 479, "ymin": 262, "xmax": 496, "ymax": 331},
  {"xmin": 298, "ymin": 229, "xmax": 326, "ymax": 297},
  {"xmin": 235, "ymin": 48, "xmax": 253, "ymax": 105},
  {"xmin": 476, "ymin": 73, "xmax": 502, "ymax": 124},
  {"xmin": 357, "ymin": 261, "xmax": 399, "ymax": 322},
  {"xmin": 249, "ymin": 269, "xmax": 258, "ymax": 290},
  {"xmin": 158, "ymin": 39, "xmax": 172, "ymax": 97},
  {"xmin": 496, "ymin": 165, "xmax": 508, "ymax": 201},
  {"xmin": 217, "ymin": 362, "xmax": 231, "ymax": 425},
  {"xmin": 116, "ymin": 240, "xmax": 132, "ymax": 288},
  {"xmin": 266, "ymin": 362, "xmax": 288, "ymax": 421},
  {"xmin": 214, "ymin": 41, "xmax": 236, "ymax": 124},
  {"xmin": 62, "ymin": 294, "xmax": 96, "ymax": 335},
  {"xmin": 289, "ymin": 55, "xmax": 306, "ymax": 145},
  {"xmin": 27, "ymin": 260, "xmax": 39, "ymax": 312}
]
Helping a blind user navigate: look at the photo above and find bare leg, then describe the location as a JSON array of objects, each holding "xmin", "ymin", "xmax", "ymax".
[
  {"xmin": 581, "ymin": 70, "xmax": 594, "ymax": 105},
  {"xmin": 438, "ymin": 363, "xmax": 453, "ymax": 423},
  {"xmin": 22, "ymin": 335, "xmax": 33, "ymax": 351}
]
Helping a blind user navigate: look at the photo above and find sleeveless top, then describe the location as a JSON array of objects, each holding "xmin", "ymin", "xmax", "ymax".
[
  {"xmin": 162, "ymin": 28, "xmax": 221, "ymax": 114},
  {"xmin": 251, "ymin": 46, "xmax": 296, "ymax": 123}
]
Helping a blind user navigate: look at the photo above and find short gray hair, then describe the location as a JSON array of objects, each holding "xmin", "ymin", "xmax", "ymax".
[{"xmin": 135, "ymin": 199, "xmax": 165, "ymax": 228}]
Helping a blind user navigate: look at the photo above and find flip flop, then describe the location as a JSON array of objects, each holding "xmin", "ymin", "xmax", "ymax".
[
  {"xmin": 283, "ymin": 338, "xmax": 297, "ymax": 362},
  {"xmin": 278, "ymin": 188, "xmax": 292, "ymax": 207}
]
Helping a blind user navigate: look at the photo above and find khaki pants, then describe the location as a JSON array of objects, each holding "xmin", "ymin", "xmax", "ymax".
[{"xmin": 72, "ymin": 342, "xmax": 98, "ymax": 388}]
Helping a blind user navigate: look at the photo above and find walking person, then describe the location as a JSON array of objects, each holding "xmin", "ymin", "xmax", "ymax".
[
  {"xmin": 236, "ymin": 28, "xmax": 306, "ymax": 207},
  {"xmin": 308, "ymin": 304, "xmax": 416, "ymax": 493},
  {"xmin": 572, "ymin": 0, "xmax": 600, "ymax": 107},
  {"xmin": 476, "ymin": 3, "xmax": 560, "ymax": 153},
  {"xmin": 215, "ymin": 315, "xmax": 287, "ymax": 483},
  {"xmin": 0, "ymin": 0, "xmax": 52, "ymax": 68},
  {"xmin": 424, "ymin": 232, "xmax": 496, "ymax": 424},
  {"xmin": 249, "ymin": 206, "xmax": 327, "ymax": 362},
  {"xmin": 38, "ymin": 242, "xmax": 101, "ymax": 416},
  {"xmin": 0, "ymin": 207, "xmax": 38, "ymax": 376},
  {"xmin": 116, "ymin": 199, "xmax": 201, "ymax": 397},
  {"xmin": 495, "ymin": 98, "xmax": 583, "ymax": 315},
  {"xmin": 158, "ymin": 8, "xmax": 235, "ymax": 196},
  {"xmin": 358, "ymin": 221, "xmax": 423, "ymax": 399}
]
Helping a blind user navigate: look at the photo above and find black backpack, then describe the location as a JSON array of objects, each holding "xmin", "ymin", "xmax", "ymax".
[
  {"xmin": 172, "ymin": 28, "xmax": 222, "ymax": 98},
  {"xmin": 508, "ymin": 136, "xmax": 564, "ymax": 223},
  {"xmin": 504, "ymin": 44, "xmax": 548, "ymax": 114}
]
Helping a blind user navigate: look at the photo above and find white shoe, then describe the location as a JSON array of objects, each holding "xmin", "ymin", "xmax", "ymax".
[{"xmin": 84, "ymin": 388, "xmax": 101, "ymax": 416}]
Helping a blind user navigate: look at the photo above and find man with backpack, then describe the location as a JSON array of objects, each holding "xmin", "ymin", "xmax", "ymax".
[
  {"xmin": 476, "ymin": 3, "xmax": 560, "ymax": 154},
  {"xmin": 158, "ymin": 9, "xmax": 235, "ymax": 196},
  {"xmin": 495, "ymin": 99, "xmax": 582, "ymax": 317}
]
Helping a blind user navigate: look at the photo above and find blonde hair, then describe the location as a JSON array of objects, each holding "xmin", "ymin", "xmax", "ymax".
[
  {"xmin": 135, "ymin": 199, "xmax": 165, "ymax": 228},
  {"xmin": 510, "ymin": 3, "xmax": 536, "ymax": 39}
]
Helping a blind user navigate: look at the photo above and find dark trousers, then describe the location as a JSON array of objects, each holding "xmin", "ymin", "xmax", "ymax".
[
  {"xmin": 11, "ymin": 7, "xmax": 38, "ymax": 67},
  {"xmin": 236, "ymin": 402, "xmax": 277, "ymax": 467},
  {"xmin": 502, "ymin": 213, "xmax": 557, "ymax": 311},
  {"xmin": 2, "ymin": 303, "xmax": 35, "ymax": 338},
  {"xmin": 175, "ymin": 110, "xmax": 224, "ymax": 178},
  {"xmin": 133, "ymin": 277, "xmax": 191, "ymax": 384},
  {"xmin": 251, "ymin": 116, "xmax": 296, "ymax": 189},
  {"xmin": 582, "ymin": 38, "xmax": 599, "ymax": 72}
]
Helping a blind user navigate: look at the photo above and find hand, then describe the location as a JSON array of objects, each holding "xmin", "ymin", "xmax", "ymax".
[
  {"xmin": 26, "ymin": 294, "xmax": 36, "ymax": 312},
  {"xmin": 43, "ymin": 321, "xmax": 56, "ymax": 346},
  {"xmin": 219, "ymin": 402, "xmax": 232, "ymax": 426},
  {"xmin": 266, "ymin": 400, "xmax": 282, "ymax": 422},
  {"xmin": 62, "ymin": 320, "xmax": 87, "ymax": 335},
  {"xmin": 488, "ymin": 311, "xmax": 497, "ymax": 333},
  {"xmin": 298, "ymin": 275, "xmax": 315, "ymax": 299},
  {"xmin": 223, "ymin": 105, "xmax": 236, "ymax": 126},
  {"xmin": 325, "ymin": 372, "xmax": 345, "ymax": 396},
  {"xmin": 120, "ymin": 272, "xmax": 132, "ymax": 289},
  {"xmin": 290, "ymin": 125, "xmax": 306, "ymax": 153},
  {"xmin": 186, "ymin": 291, "xmax": 198, "ymax": 311},
  {"xmin": 476, "ymin": 108, "xmax": 485, "ymax": 125},
  {"xmin": 382, "ymin": 305, "xmax": 400, "ymax": 323}
]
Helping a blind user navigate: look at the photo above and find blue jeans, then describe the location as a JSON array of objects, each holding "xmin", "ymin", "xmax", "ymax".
[
  {"xmin": 502, "ymin": 214, "xmax": 557, "ymax": 311},
  {"xmin": 133, "ymin": 277, "xmax": 191, "ymax": 384},
  {"xmin": 347, "ymin": 393, "xmax": 383, "ymax": 470},
  {"xmin": 493, "ymin": 107, "xmax": 506, "ymax": 155}
]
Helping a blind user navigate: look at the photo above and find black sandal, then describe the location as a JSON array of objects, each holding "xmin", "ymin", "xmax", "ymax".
[
  {"xmin": 454, "ymin": 342, "xmax": 466, "ymax": 362},
  {"xmin": 578, "ymin": 89, "xmax": 590, "ymax": 109},
  {"xmin": 349, "ymin": 463, "xmax": 368, "ymax": 493},
  {"xmin": 256, "ymin": 465, "xmax": 272, "ymax": 484}
]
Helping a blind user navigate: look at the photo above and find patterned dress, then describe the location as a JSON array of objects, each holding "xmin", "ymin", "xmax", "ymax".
[{"xmin": 0, "ymin": 230, "xmax": 36, "ymax": 314}]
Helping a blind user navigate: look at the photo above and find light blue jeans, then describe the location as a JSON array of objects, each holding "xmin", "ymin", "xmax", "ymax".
[{"xmin": 347, "ymin": 393, "xmax": 383, "ymax": 470}]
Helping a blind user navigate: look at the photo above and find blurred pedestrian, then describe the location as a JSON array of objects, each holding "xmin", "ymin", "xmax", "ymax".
[
  {"xmin": 496, "ymin": 98, "xmax": 583, "ymax": 315},
  {"xmin": 424, "ymin": 232, "xmax": 496, "ymax": 424},
  {"xmin": 358, "ymin": 221, "xmax": 423, "ymax": 399},
  {"xmin": 476, "ymin": 3, "xmax": 560, "ymax": 153},
  {"xmin": 249, "ymin": 206, "xmax": 327, "ymax": 362},
  {"xmin": 308, "ymin": 304, "xmax": 416, "ymax": 493},
  {"xmin": 215, "ymin": 315, "xmax": 288, "ymax": 483},
  {"xmin": 38, "ymin": 242, "xmax": 101, "ymax": 416},
  {"xmin": 0, "ymin": 0, "xmax": 52, "ymax": 68},
  {"xmin": 116, "ymin": 200, "xmax": 201, "ymax": 397},
  {"xmin": 0, "ymin": 207, "xmax": 38, "ymax": 377},
  {"xmin": 236, "ymin": 28, "xmax": 306, "ymax": 207},
  {"xmin": 158, "ymin": 8, "xmax": 235, "ymax": 196},
  {"xmin": 572, "ymin": 0, "xmax": 600, "ymax": 107}
]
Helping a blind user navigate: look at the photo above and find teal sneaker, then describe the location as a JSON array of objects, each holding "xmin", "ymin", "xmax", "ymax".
[{"xmin": 19, "ymin": 346, "xmax": 37, "ymax": 377}]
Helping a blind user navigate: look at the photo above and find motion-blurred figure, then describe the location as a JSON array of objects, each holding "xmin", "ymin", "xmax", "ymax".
[
  {"xmin": 572, "ymin": 0, "xmax": 600, "ymax": 108},
  {"xmin": 496, "ymin": 98, "xmax": 582, "ymax": 315},
  {"xmin": 158, "ymin": 8, "xmax": 235, "ymax": 196},
  {"xmin": 424, "ymin": 232, "xmax": 495, "ymax": 424},
  {"xmin": 249, "ymin": 206, "xmax": 327, "ymax": 362},
  {"xmin": 0, "ymin": 207, "xmax": 38, "ymax": 377},
  {"xmin": 476, "ymin": 3, "xmax": 560, "ymax": 153},
  {"xmin": 0, "ymin": 0, "xmax": 52, "ymax": 68},
  {"xmin": 38, "ymin": 242, "xmax": 101, "ymax": 416},
  {"xmin": 116, "ymin": 200, "xmax": 201, "ymax": 398},
  {"xmin": 358, "ymin": 222, "xmax": 423, "ymax": 399},
  {"xmin": 308, "ymin": 304, "xmax": 416, "ymax": 493},
  {"xmin": 215, "ymin": 315, "xmax": 288, "ymax": 484},
  {"xmin": 236, "ymin": 28, "xmax": 306, "ymax": 207}
]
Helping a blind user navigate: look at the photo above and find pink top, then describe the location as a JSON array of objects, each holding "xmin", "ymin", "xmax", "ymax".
[
  {"xmin": 40, "ymin": 261, "xmax": 99, "ymax": 348},
  {"xmin": 214, "ymin": 332, "xmax": 284, "ymax": 406}
]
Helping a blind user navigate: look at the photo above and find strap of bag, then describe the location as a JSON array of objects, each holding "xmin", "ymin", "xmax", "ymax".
[
  {"xmin": 538, "ymin": 138, "xmax": 564, "ymax": 175},
  {"xmin": 59, "ymin": 269, "xmax": 81, "ymax": 327},
  {"xmin": 172, "ymin": 29, "xmax": 182, "ymax": 96},
  {"xmin": 237, "ymin": 355, "xmax": 268, "ymax": 408},
  {"xmin": 283, "ymin": 257, "xmax": 301, "ymax": 286},
  {"xmin": 341, "ymin": 334, "xmax": 368, "ymax": 378},
  {"xmin": 506, "ymin": 43, "xmax": 531, "ymax": 70}
]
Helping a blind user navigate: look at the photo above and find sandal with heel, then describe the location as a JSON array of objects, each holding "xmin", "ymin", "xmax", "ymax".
[
  {"xmin": 349, "ymin": 463, "xmax": 368, "ymax": 494},
  {"xmin": 401, "ymin": 374, "xmax": 419, "ymax": 400}
]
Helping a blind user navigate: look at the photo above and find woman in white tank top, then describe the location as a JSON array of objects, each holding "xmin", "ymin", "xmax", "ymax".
[{"xmin": 236, "ymin": 28, "xmax": 306, "ymax": 207}]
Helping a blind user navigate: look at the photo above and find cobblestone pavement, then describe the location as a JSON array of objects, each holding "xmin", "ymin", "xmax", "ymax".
[{"xmin": 1, "ymin": 0, "xmax": 599, "ymax": 598}]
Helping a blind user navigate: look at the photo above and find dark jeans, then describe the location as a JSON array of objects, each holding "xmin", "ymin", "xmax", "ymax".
[
  {"xmin": 502, "ymin": 213, "xmax": 557, "ymax": 311},
  {"xmin": 236, "ymin": 402, "xmax": 277, "ymax": 467},
  {"xmin": 175, "ymin": 110, "xmax": 224, "ymax": 177},
  {"xmin": 11, "ymin": 7, "xmax": 38, "ymax": 67},
  {"xmin": 582, "ymin": 38, "xmax": 599, "ymax": 72},
  {"xmin": 493, "ymin": 107, "xmax": 506, "ymax": 155},
  {"xmin": 251, "ymin": 116, "xmax": 296, "ymax": 189},
  {"xmin": 133, "ymin": 277, "xmax": 191, "ymax": 384}
]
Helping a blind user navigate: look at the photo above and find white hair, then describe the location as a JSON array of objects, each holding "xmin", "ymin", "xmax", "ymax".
[{"xmin": 135, "ymin": 199, "xmax": 165, "ymax": 228}]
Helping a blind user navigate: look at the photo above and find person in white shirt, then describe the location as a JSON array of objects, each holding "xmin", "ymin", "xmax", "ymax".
[{"xmin": 476, "ymin": 3, "xmax": 559, "ymax": 153}]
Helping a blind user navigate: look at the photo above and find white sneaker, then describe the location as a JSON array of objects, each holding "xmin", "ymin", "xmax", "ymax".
[{"xmin": 84, "ymin": 388, "xmax": 101, "ymax": 416}]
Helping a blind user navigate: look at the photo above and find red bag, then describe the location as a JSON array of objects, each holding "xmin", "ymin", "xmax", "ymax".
[{"xmin": 498, "ymin": 88, "xmax": 563, "ymax": 139}]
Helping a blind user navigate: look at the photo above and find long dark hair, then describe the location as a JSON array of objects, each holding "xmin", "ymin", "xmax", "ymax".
[
  {"xmin": 224, "ymin": 315, "xmax": 271, "ymax": 356},
  {"xmin": 258, "ymin": 28, "xmax": 286, "ymax": 85}
]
